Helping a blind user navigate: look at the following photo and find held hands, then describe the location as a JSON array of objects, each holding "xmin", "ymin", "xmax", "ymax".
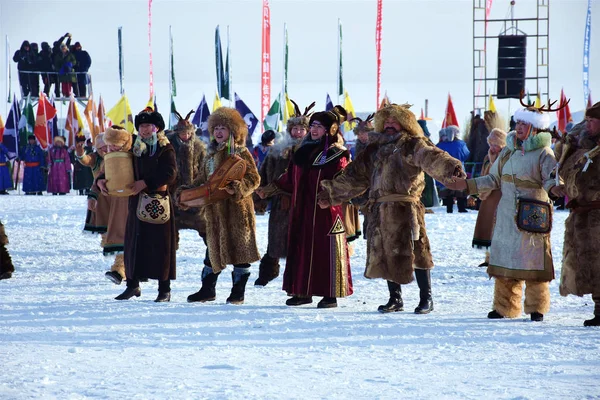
[
  {"xmin": 127, "ymin": 180, "xmax": 148, "ymax": 196},
  {"xmin": 97, "ymin": 179, "xmax": 109, "ymax": 196},
  {"xmin": 550, "ymin": 184, "xmax": 567, "ymax": 198}
]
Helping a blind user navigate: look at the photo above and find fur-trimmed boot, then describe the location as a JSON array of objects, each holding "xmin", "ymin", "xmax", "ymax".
[
  {"xmin": 491, "ymin": 277, "xmax": 523, "ymax": 318},
  {"xmin": 187, "ymin": 266, "xmax": 221, "ymax": 303},
  {"xmin": 414, "ymin": 269, "xmax": 434, "ymax": 314},
  {"xmin": 254, "ymin": 254, "xmax": 280, "ymax": 286},
  {"xmin": 378, "ymin": 281, "xmax": 403, "ymax": 313},
  {"xmin": 227, "ymin": 266, "xmax": 251, "ymax": 305}
]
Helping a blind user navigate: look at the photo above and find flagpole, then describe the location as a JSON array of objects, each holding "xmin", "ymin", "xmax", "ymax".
[
  {"xmin": 280, "ymin": 22, "xmax": 287, "ymax": 131},
  {"xmin": 227, "ymin": 25, "xmax": 232, "ymax": 108},
  {"xmin": 337, "ymin": 18, "xmax": 342, "ymax": 106}
]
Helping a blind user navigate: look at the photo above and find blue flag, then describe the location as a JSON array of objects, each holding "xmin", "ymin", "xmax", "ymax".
[
  {"xmin": 49, "ymin": 97, "xmax": 59, "ymax": 139},
  {"xmin": 192, "ymin": 94, "xmax": 211, "ymax": 139},
  {"xmin": 234, "ymin": 92, "xmax": 259, "ymax": 147},
  {"xmin": 325, "ymin": 93, "xmax": 334, "ymax": 111},
  {"xmin": 2, "ymin": 96, "xmax": 22, "ymax": 159}
]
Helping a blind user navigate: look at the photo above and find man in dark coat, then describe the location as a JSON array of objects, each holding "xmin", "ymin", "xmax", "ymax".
[
  {"xmin": 38, "ymin": 42, "xmax": 56, "ymax": 97},
  {"xmin": 97, "ymin": 108, "xmax": 177, "ymax": 302},
  {"xmin": 13, "ymin": 40, "xmax": 33, "ymax": 96},
  {"xmin": 72, "ymin": 42, "xmax": 92, "ymax": 98}
]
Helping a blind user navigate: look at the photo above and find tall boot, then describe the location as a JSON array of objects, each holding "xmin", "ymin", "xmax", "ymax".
[
  {"xmin": 227, "ymin": 266, "xmax": 251, "ymax": 305},
  {"xmin": 443, "ymin": 197, "xmax": 453, "ymax": 213},
  {"xmin": 254, "ymin": 253, "xmax": 280, "ymax": 286},
  {"xmin": 584, "ymin": 294, "xmax": 600, "ymax": 327},
  {"xmin": 377, "ymin": 281, "xmax": 404, "ymax": 313},
  {"xmin": 187, "ymin": 266, "xmax": 221, "ymax": 303},
  {"xmin": 414, "ymin": 269, "xmax": 434, "ymax": 314},
  {"xmin": 457, "ymin": 197, "xmax": 468, "ymax": 213}
]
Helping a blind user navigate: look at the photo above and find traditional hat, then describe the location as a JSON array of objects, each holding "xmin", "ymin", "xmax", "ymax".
[
  {"xmin": 445, "ymin": 125, "xmax": 460, "ymax": 141},
  {"xmin": 352, "ymin": 113, "xmax": 375, "ymax": 136},
  {"xmin": 173, "ymin": 109, "xmax": 196, "ymax": 134},
  {"xmin": 374, "ymin": 103, "xmax": 424, "ymax": 137},
  {"xmin": 309, "ymin": 105, "xmax": 347, "ymax": 136},
  {"xmin": 53, "ymin": 135, "xmax": 65, "ymax": 145},
  {"xmin": 513, "ymin": 108, "xmax": 550, "ymax": 130},
  {"xmin": 261, "ymin": 130, "xmax": 276, "ymax": 146},
  {"xmin": 487, "ymin": 128, "xmax": 507, "ymax": 147},
  {"xmin": 586, "ymin": 101, "xmax": 600, "ymax": 120},
  {"xmin": 134, "ymin": 107, "xmax": 165, "ymax": 132},
  {"xmin": 286, "ymin": 100, "xmax": 315, "ymax": 134},
  {"xmin": 208, "ymin": 107, "xmax": 248, "ymax": 146},
  {"xmin": 104, "ymin": 125, "xmax": 133, "ymax": 151}
]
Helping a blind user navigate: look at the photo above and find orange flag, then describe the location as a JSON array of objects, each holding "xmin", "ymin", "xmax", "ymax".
[
  {"xmin": 64, "ymin": 96, "xmax": 84, "ymax": 146},
  {"xmin": 84, "ymin": 96, "xmax": 100, "ymax": 142},
  {"xmin": 0, "ymin": 114, "xmax": 4, "ymax": 142},
  {"xmin": 97, "ymin": 96, "xmax": 107, "ymax": 134},
  {"xmin": 33, "ymin": 94, "xmax": 57, "ymax": 149},
  {"xmin": 441, "ymin": 94, "xmax": 459, "ymax": 128},
  {"xmin": 557, "ymin": 88, "xmax": 572, "ymax": 133}
]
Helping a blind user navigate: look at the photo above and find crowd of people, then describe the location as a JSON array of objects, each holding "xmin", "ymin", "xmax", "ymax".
[
  {"xmin": 2, "ymin": 99, "xmax": 600, "ymax": 328},
  {"xmin": 12, "ymin": 33, "xmax": 92, "ymax": 98}
]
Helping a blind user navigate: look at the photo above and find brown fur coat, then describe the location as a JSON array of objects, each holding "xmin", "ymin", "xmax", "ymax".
[
  {"xmin": 321, "ymin": 128, "xmax": 463, "ymax": 284},
  {"xmin": 168, "ymin": 133, "xmax": 207, "ymax": 236},
  {"xmin": 558, "ymin": 129, "xmax": 600, "ymax": 296}
]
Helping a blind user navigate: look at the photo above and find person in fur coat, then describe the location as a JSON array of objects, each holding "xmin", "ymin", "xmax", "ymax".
[
  {"xmin": 257, "ymin": 106, "xmax": 353, "ymax": 309},
  {"xmin": 253, "ymin": 101, "xmax": 312, "ymax": 286},
  {"xmin": 181, "ymin": 107, "xmax": 260, "ymax": 305},
  {"xmin": 98, "ymin": 108, "xmax": 177, "ymax": 303},
  {"xmin": 448, "ymin": 107, "xmax": 564, "ymax": 322},
  {"xmin": 96, "ymin": 125, "xmax": 132, "ymax": 285},
  {"xmin": 555, "ymin": 102, "xmax": 600, "ymax": 326},
  {"xmin": 317, "ymin": 103, "xmax": 466, "ymax": 314},
  {"xmin": 166, "ymin": 110, "xmax": 207, "ymax": 249},
  {"xmin": 471, "ymin": 128, "xmax": 507, "ymax": 267},
  {"xmin": 0, "ymin": 220, "xmax": 14, "ymax": 280}
]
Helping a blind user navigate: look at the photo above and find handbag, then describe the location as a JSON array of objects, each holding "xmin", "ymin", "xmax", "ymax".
[
  {"xmin": 516, "ymin": 198, "xmax": 552, "ymax": 234},
  {"xmin": 137, "ymin": 192, "xmax": 171, "ymax": 224}
]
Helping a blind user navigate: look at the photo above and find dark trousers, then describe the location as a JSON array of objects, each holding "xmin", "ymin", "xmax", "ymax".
[{"xmin": 127, "ymin": 278, "xmax": 171, "ymax": 293}]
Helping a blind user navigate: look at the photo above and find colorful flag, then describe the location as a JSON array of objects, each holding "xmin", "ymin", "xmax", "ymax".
[
  {"xmin": 488, "ymin": 94, "xmax": 497, "ymax": 113},
  {"xmin": 342, "ymin": 91, "xmax": 356, "ymax": 132},
  {"xmin": 18, "ymin": 95, "xmax": 35, "ymax": 149},
  {"xmin": 106, "ymin": 94, "xmax": 134, "ymax": 133},
  {"xmin": 192, "ymin": 94, "xmax": 211, "ymax": 139},
  {"xmin": 283, "ymin": 93, "xmax": 295, "ymax": 125},
  {"xmin": 0, "ymin": 114, "xmax": 4, "ymax": 143},
  {"xmin": 325, "ymin": 93, "xmax": 334, "ymax": 111},
  {"xmin": 97, "ymin": 96, "xmax": 107, "ymax": 134},
  {"xmin": 263, "ymin": 96, "xmax": 281, "ymax": 132},
  {"xmin": 48, "ymin": 96, "xmax": 59, "ymax": 140},
  {"xmin": 215, "ymin": 26, "xmax": 231, "ymax": 101},
  {"xmin": 283, "ymin": 23, "xmax": 288, "ymax": 95},
  {"xmin": 379, "ymin": 92, "xmax": 390, "ymax": 109},
  {"xmin": 441, "ymin": 94, "xmax": 459, "ymax": 128},
  {"xmin": 583, "ymin": 0, "xmax": 592, "ymax": 107},
  {"xmin": 234, "ymin": 92, "xmax": 259, "ymax": 145},
  {"xmin": 169, "ymin": 26, "xmax": 176, "ymax": 98},
  {"xmin": 64, "ymin": 96, "xmax": 85, "ymax": 145},
  {"xmin": 169, "ymin": 97, "xmax": 178, "ymax": 129},
  {"xmin": 33, "ymin": 94, "xmax": 57, "ymax": 149},
  {"xmin": 118, "ymin": 26, "xmax": 124, "ymax": 95},
  {"xmin": 557, "ymin": 88, "xmax": 572, "ymax": 133},
  {"xmin": 145, "ymin": 96, "xmax": 155, "ymax": 111},
  {"xmin": 213, "ymin": 90, "xmax": 222, "ymax": 112},
  {"xmin": 2, "ymin": 97, "xmax": 21, "ymax": 158},
  {"xmin": 261, "ymin": 0, "xmax": 271, "ymax": 130},
  {"xmin": 375, "ymin": 0, "xmax": 383, "ymax": 109},
  {"xmin": 534, "ymin": 93, "xmax": 542, "ymax": 108},
  {"xmin": 338, "ymin": 19, "xmax": 344, "ymax": 97},
  {"xmin": 84, "ymin": 96, "xmax": 100, "ymax": 142}
]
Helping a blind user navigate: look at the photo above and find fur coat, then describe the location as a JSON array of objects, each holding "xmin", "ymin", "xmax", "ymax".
[
  {"xmin": 0, "ymin": 220, "xmax": 14, "ymax": 275},
  {"xmin": 557, "ymin": 129, "xmax": 600, "ymax": 296},
  {"xmin": 259, "ymin": 136, "xmax": 302, "ymax": 258},
  {"xmin": 197, "ymin": 143, "xmax": 260, "ymax": 271},
  {"xmin": 467, "ymin": 131, "xmax": 557, "ymax": 282},
  {"xmin": 168, "ymin": 133, "xmax": 207, "ymax": 236},
  {"xmin": 320, "ymin": 130, "xmax": 463, "ymax": 284}
]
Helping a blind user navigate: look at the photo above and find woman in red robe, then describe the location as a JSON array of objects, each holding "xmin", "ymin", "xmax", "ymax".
[{"xmin": 258, "ymin": 106, "xmax": 353, "ymax": 308}]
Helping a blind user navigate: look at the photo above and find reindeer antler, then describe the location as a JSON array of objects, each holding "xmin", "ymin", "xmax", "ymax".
[
  {"xmin": 303, "ymin": 102, "xmax": 316, "ymax": 116},
  {"xmin": 365, "ymin": 113, "xmax": 375, "ymax": 123},
  {"xmin": 184, "ymin": 110, "xmax": 195, "ymax": 121},
  {"xmin": 290, "ymin": 99, "xmax": 301, "ymax": 117},
  {"xmin": 519, "ymin": 89, "xmax": 571, "ymax": 113},
  {"xmin": 174, "ymin": 110, "xmax": 184, "ymax": 121},
  {"xmin": 519, "ymin": 89, "xmax": 536, "ymax": 109}
]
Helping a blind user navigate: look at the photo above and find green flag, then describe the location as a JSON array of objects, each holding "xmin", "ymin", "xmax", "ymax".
[
  {"xmin": 283, "ymin": 24, "xmax": 288, "ymax": 95},
  {"xmin": 169, "ymin": 97, "xmax": 178, "ymax": 129},
  {"xmin": 18, "ymin": 95, "xmax": 35, "ymax": 146},
  {"xmin": 338, "ymin": 19, "xmax": 343, "ymax": 97},
  {"xmin": 170, "ymin": 26, "xmax": 176, "ymax": 97},
  {"xmin": 263, "ymin": 96, "xmax": 281, "ymax": 131}
]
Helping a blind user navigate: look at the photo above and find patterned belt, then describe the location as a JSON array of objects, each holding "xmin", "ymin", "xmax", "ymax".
[
  {"xmin": 53, "ymin": 159, "xmax": 64, "ymax": 162},
  {"xmin": 25, "ymin": 162, "xmax": 40, "ymax": 167}
]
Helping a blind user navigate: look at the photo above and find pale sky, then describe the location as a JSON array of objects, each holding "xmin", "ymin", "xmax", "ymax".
[{"xmin": 0, "ymin": 0, "xmax": 598, "ymax": 131}]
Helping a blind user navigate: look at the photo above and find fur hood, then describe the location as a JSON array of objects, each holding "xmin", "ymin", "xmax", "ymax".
[
  {"xmin": 103, "ymin": 125, "xmax": 133, "ymax": 151},
  {"xmin": 208, "ymin": 107, "xmax": 248, "ymax": 147},
  {"xmin": 506, "ymin": 131, "xmax": 552, "ymax": 152},
  {"xmin": 374, "ymin": 104, "xmax": 424, "ymax": 137}
]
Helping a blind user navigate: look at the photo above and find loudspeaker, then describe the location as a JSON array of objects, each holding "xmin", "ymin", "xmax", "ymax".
[{"xmin": 496, "ymin": 35, "xmax": 526, "ymax": 99}]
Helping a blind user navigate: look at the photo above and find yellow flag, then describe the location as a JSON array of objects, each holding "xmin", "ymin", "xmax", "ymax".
[
  {"xmin": 535, "ymin": 93, "xmax": 542, "ymax": 108},
  {"xmin": 213, "ymin": 90, "xmax": 222, "ymax": 112},
  {"xmin": 488, "ymin": 95, "xmax": 497, "ymax": 113},
  {"xmin": 145, "ymin": 96, "xmax": 155, "ymax": 111},
  {"xmin": 106, "ymin": 94, "xmax": 135, "ymax": 133},
  {"xmin": 283, "ymin": 93, "xmax": 295, "ymax": 124},
  {"xmin": 342, "ymin": 91, "xmax": 357, "ymax": 132}
]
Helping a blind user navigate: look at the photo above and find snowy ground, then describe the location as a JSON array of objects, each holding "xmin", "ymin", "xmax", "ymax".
[{"xmin": 1, "ymin": 195, "xmax": 599, "ymax": 399}]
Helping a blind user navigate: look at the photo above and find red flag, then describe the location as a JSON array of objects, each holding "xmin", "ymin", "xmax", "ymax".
[
  {"xmin": 261, "ymin": 0, "xmax": 271, "ymax": 132},
  {"xmin": 441, "ymin": 94, "xmax": 458, "ymax": 128},
  {"xmin": 375, "ymin": 0, "xmax": 383, "ymax": 109},
  {"xmin": 557, "ymin": 88, "xmax": 572, "ymax": 133},
  {"xmin": 33, "ymin": 94, "xmax": 57, "ymax": 149}
]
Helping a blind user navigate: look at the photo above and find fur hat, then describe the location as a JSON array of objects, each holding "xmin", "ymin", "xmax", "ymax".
[
  {"xmin": 487, "ymin": 128, "xmax": 507, "ymax": 147},
  {"xmin": 586, "ymin": 101, "xmax": 600, "ymax": 120},
  {"xmin": 134, "ymin": 107, "xmax": 165, "ymax": 132},
  {"xmin": 173, "ymin": 109, "xmax": 196, "ymax": 135},
  {"xmin": 513, "ymin": 108, "xmax": 550, "ymax": 130},
  {"xmin": 352, "ymin": 113, "xmax": 375, "ymax": 136},
  {"xmin": 208, "ymin": 107, "xmax": 248, "ymax": 146},
  {"xmin": 374, "ymin": 103, "xmax": 424, "ymax": 137},
  {"xmin": 53, "ymin": 135, "xmax": 65, "ymax": 145},
  {"xmin": 287, "ymin": 100, "xmax": 316, "ymax": 134},
  {"xmin": 261, "ymin": 130, "xmax": 276, "ymax": 146},
  {"xmin": 445, "ymin": 125, "xmax": 460, "ymax": 141},
  {"xmin": 309, "ymin": 105, "xmax": 347, "ymax": 136},
  {"xmin": 94, "ymin": 133, "xmax": 105, "ymax": 149},
  {"xmin": 438, "ymin": 128, "xmax": 449, "ymax": 142},
  {"xmin": 104, "ymin": 125, "xmax": 133, "ymax": 151}
]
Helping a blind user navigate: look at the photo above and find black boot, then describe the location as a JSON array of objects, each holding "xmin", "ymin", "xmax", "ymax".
[
  {"xmin": 254, "ymin": 253, "xmax": 280, "ymax": 286},
  {"xmin": 226, "ymin": 267, "xmax": 251, "ymax": 305},
  {"xmin": 487, "ymin": 310, "xmax": 504, "ymax": 319},
  {"xmin": 584, "ymin": 315, "xmax": 600, "ymax": 327},
  {"xmin": 105, "ymin": 271, "xmax": 123, "ymax": 285},
  {"xmin": 414, "ymin": 269, "xmax": 434, "ymax": 314},
  {"xmin": 530, "ymin": 312, "xmax": 544, "ymax": 322},
  {"xmin": 115, "ymin": 286, "xmax": 141, "ymax": 300},
  {"xmin": 286, "ymin": 295, "xmax": 313, "ymax": 306},
  {"xmin": 187, "ymin": 266, "xmax": 220, "ymax": 303},
  {"xmin": 443, "ymin": 197, "xmax": 453, "ymax": 213},
  {"xmin": 317, "ymin": 297, "xmax": 337, "ymax": 308},
  {"xmin": 378, "ymin": 281, "xmax": 404, "ymax": 313},
  {"xmin": 155, "ymin": 292, "xmax": 171, "ymax": 302},
  {"xmin": 457, "ymin": 197, "xmax": 468, "ymax": 213}
]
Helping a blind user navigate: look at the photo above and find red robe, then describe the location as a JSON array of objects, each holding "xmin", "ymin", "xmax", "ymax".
[{"xmin": 276, "ymin": 141, "xmax": 353, "ymax": 298}]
